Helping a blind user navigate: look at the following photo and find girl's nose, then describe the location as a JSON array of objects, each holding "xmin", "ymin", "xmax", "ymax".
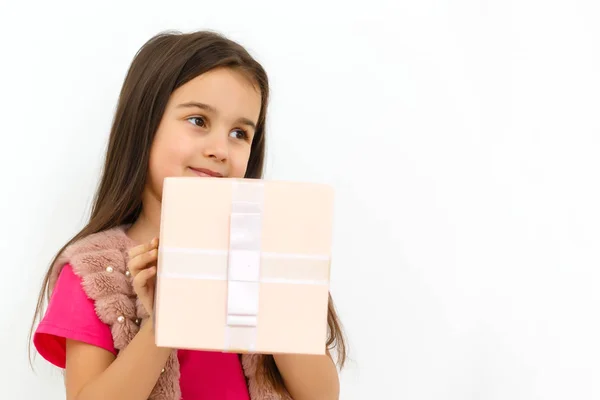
[{"xmin": 203, "ymin": 131, "xmax": 229, "ymax": 162}]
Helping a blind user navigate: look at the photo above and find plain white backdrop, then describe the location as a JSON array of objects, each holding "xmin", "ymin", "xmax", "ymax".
[{"xmin": 1, "ymin": 0, "xmax": 599, "ymax": 399}]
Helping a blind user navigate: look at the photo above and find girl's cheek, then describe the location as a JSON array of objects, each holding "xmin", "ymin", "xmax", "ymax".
[{"xmin": 233, "ymin": 158, "xmax": 250, "ymax": 177}]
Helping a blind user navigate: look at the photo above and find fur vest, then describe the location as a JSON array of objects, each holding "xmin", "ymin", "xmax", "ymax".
[{"xmin": 47, "ymin": 225, "xmax": 291, "ymax": 400}]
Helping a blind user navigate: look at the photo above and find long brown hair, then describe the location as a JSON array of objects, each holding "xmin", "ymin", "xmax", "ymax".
[{"xmin": 29, "ymin": 30, "xmax": 346, "ymax": 392}]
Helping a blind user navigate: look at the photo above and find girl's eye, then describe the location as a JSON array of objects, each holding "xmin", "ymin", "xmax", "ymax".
[
  {"xmin": 230, "ymin": 129, "xmax": 249, "ymax": 140},
  {"xmin": 187, "ymin": 116, "xmax": 206, "ymax": 127}
]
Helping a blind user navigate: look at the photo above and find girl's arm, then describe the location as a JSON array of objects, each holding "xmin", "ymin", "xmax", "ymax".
[
  {"xmin": 275, "ymin": 351, "xmax": 340, "ymax": 400},
  {"xmin": 67, "ymin": 237, "xmax": 168, "ymax": 400},
  {"xmin": 65, "ymin": 319, "xmax": 171, "ymax": 400}
]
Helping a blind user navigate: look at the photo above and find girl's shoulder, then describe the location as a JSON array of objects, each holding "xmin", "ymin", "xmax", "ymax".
[
  {"xmin": 53, "ymin": 225, "xmax": 136, "ymax": 280},
  {"xmin": 62, "ymin": 225, "xmax": 136, "ymax": 259},
  {"xmin": 47, "ymin": 225, "xmax": 138, "ymax": 322}
]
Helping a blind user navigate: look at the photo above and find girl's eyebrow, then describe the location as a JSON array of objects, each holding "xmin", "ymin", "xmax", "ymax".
[
  {"xmin": 177, "ymin": 101, "xmax": 216, "ymax": 113},
  {"xmin": 177, "ymin": 101, "xmax": 257, "ymax": 130}
]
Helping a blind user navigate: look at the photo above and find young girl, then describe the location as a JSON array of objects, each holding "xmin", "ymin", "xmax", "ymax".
[{"xmin": 29, "ymin": 30, "xmax": 346, "ymax": 400}]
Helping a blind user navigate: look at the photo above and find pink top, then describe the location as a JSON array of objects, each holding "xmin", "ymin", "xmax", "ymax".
[{"xmin": 34, "ymin": 264, "xmax": 250, "ymax": 399}]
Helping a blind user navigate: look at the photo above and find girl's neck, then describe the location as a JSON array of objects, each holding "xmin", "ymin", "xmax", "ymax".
[{"xmin": 126, "ymin": 191, "xmax": 162, "ymax": 244}]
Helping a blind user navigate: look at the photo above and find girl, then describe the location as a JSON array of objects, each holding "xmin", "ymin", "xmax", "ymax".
[{"xmin": 29, "ymin": 30, "xmax": 346, "ymax": 400}]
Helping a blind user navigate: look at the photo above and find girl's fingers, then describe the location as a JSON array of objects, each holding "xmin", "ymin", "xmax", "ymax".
[
  {"xmin": 132, "ymin": 266, "xmax": 157, "ymax": 290},
  {"xmin": 128, "ymin": 237, "xmax": 159, "ymax": 259},
  {"xmin": 126, "ymin": 238, "xmax": 160, "ymax": 315},
  {"xmin": 128, "ymin": 249, "xmax": 158, "ymax": 275}
]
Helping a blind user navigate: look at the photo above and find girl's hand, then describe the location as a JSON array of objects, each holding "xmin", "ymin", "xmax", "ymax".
[{"xmin": 127, "ymin": 237, "xmax": 159, "ymax": 317}]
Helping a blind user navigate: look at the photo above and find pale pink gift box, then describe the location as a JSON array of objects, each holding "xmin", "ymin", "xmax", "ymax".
[{"xmin": 154, "ymin": 177, "xmax": 334, "ymax": 355}]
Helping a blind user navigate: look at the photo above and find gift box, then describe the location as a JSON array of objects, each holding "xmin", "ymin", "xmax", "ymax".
[{"xmin": 154, "ymin": 177, "xmax": 334, "ymax": 355}]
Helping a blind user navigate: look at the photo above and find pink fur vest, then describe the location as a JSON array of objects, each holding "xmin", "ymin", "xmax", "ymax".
[{"xmin": 47, "ymin": 225, "xmax": 291, "ymax": 400}]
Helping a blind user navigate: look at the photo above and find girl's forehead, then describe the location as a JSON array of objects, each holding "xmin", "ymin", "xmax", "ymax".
[
  {"xmin": 175, "ymin": 68, "xmax": 258, "ymax": 98},
  {"xmin": 169, "ymin": 68, "xmax": 261, "ymax": 118}
]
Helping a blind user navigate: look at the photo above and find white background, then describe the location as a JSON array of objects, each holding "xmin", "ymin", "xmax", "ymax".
[{"xmin": 1, "ymin": 1, "xmax": 599, "ymax": 399}]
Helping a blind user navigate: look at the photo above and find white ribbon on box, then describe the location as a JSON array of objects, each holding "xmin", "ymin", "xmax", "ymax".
[{"xmin": 224, "ymin": 181, "xmax": 264, "ymax": 351}]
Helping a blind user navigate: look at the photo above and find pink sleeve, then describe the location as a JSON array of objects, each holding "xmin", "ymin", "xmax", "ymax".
[{"xmin": 33, "ymin": 263, "xmax": 117, "ymax": 368}]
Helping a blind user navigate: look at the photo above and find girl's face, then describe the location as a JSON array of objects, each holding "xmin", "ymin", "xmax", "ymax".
[{"xmin": 146, "ymin": 67, "xmax": 262, "ymax": 202}]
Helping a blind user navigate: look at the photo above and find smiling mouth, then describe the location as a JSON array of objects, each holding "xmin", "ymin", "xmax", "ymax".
[{"xmin": 189, "ymin": 167, "xmax": 224, "ymax": 177}]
